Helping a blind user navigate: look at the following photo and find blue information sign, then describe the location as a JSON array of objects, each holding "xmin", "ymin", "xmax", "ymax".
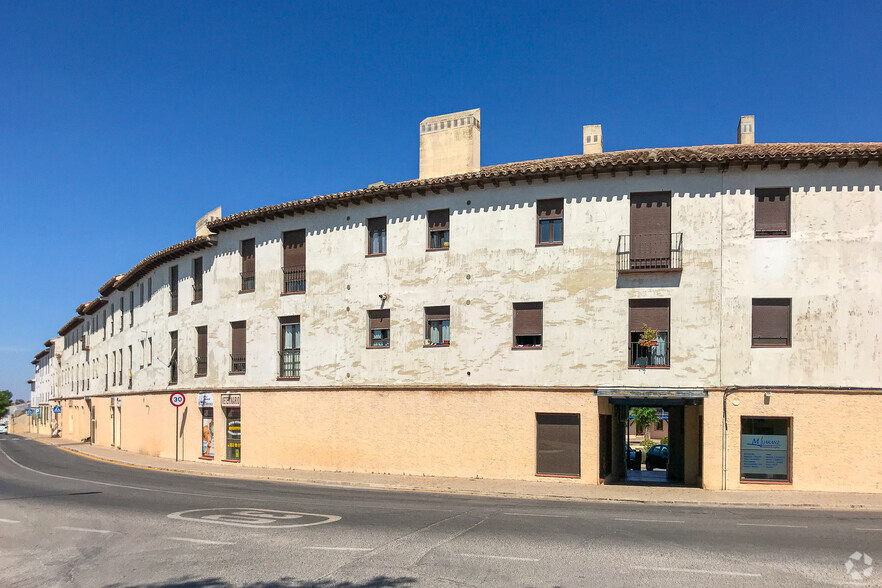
[
  {"xmin": 53, "ymin": 406, "xmax": 62, "ymax": 414},
  {"xmin": 35, "ymin": 408, "xmax": 41, "ymax": 415},
  {"xmin": 26, "ymin": 409, "xmax": 33, "ymax": 415}
]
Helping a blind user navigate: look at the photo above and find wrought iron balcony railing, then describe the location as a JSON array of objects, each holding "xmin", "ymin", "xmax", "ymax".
[
  {"xmin": 629, "ymin": 340, "xmax": 670, "ymax": 368},
  {"xmin": 282, "ymin": 266, "xmax": 306, "ymax": 294},
  {"xmin": 617, "ymin": 233, "xmax": 683, "ymax": 273},
  {"xmin": 230, "ymin": 354, "xmax": 246, "ymax": 374},
  {"xmin": 192, "ymin": 283, "xmax": 203, "ymax": 303},
  {"xmin": 279, "ymin": 349, "xmax": 301, "ymax": 378},
  {"xmin": 169, "ymin": 291, "xmax": 179, "ymax": 314},
  {"xmin": 195, "ymin": 356, "xmax": 207, "ymax": 377}
]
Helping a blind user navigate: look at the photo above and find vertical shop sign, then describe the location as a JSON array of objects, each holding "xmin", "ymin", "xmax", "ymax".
[{"xmin": 198, "ymin": 393, "xmax": 214, "ymax": 459}]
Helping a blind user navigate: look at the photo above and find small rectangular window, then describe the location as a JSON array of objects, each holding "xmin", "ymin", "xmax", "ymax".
[
  {"xmin": 367, "ymin": 217, "xmax": 387, "ymax": 255},
  {"xmin": 741, "ymin": 417, "xmax": 791, "ymax": 482},
  {"xmin": 536, "ymin": 413, "xmax": 580, "ymax": 477},
  {"xmin": 513, "ymin": 302, "xmax": 543, "ymax": 348},
  {"xmin": 629, "ymin": 299, "xmax": 670, "ymax": 367},
  {"xmin": 168, "ymin": 332, "xmax": 178, "ymax": 384},
  {"xmin": 193, "ymin": 257, "xmax": 203, "ymax": 303},
  {"xmin": 148, "ymin": 337, "xmax": 153, "ymax": 366},
  {"xmin": 282, "ymin": 230, "xmax": 306, "ymax": 294},
  {"xmin": 427, "ymin": 209, "xmax": 450, "ymax": 250},
  {"xmin": 279, "ymin": 315, "xmax": 301, "ymax": 378},
  {"xmin": 148, "ymin": 277, "xmax": 152, "ymax": 301},
  {"xmin": 752, "ymin": 298, "xmax": 791, "ymax": 347},
  {"xmin": 129, "ymin": 291, "xmax": 134, "ymax": 327},
  {"xmin": 169, "ymin": 266, "xmax": 179, "ymax": 314},
  {"xmin": 240, "ymin": 239, "xmax": 255, "ymax": 291},
  {"xmin": 368, "ymin": 309, "xmax": 390, "ymax": 348},
  {"xmin": 424, "ymin": 306, "xmax": 450, "ymax": 346},
  {"xmin": 196, "ymin": 326, "xmax": 208, "ymax": 376},
  {"xmin": 755, "ymin": 188, "xmax": 790, "ymax": 237},
  {"xmin": 536, "ymin": 198, "xmax": 564, "ymax": 245},
  {"xmin": 230, "ymin": 321, "xmax": 246, "ymax": 373},
  {"xmin": 140, "ymin": 283, "xmax": 144, "ymax": 306},
  {"xmin": 120, "ymin": 297, "xmax": 125, "ymax": 331}
]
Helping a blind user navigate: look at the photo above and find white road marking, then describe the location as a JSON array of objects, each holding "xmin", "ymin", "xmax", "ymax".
[
  {"xmin": 56, "ymin": 526, "xmax": 112, "ymax": 534},
  {"xmin": 634, "ymin": 565, "xmax": 761, "ymax": 578},
  {"xmin": 167, "ymin": 536, "xmax": 236, "ymax": 545},
  {"xmin": 303, "ymin": 546, "xmax": 372, "ymax": 552},
  {"xmin": 856, "ymin": 528, "xmax": 882, "ymax": 532},
  {"xmin": 458, "ymin": 553, "xmax": 540, "ymax": 562},
  {"xmin": 0, "ymin": 518, "xmax": 21, "ymax": 524},
  {"xmin": 736, "ymin": 523, "xmax": 807, "ymax": 529},
  {"xmin": 503, "ymin": 512, "xmax": 568, "ymax": 518},
  {"xmin": 615, "ymin": 518, "xmax": 684, "ymax": 524}
]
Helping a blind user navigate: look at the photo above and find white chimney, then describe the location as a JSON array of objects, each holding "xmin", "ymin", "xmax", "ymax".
[
  {"xmin": 737, "ymin": 115, "xmax": 755, "ymax": 145},
  {"xmin": 583, "ymin": 124, "xmax": 603, "ymax": 155},
  {"xmin": 195, "ymin": 206, "xmax": 222, "ymax": 237},
  {"xmin": 419, "ymin": 109, "xmax": 480, "ymax": 179}
]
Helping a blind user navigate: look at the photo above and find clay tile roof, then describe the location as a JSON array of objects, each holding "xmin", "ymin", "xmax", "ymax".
[
  {"xmin": 113, "ymin": 235, "xmax": 217, "ymax": 292},
  {"xmin": 43, "ymin": 339, "xmax": 54, "ymax": 348},
  {"xmin": 57, "ymin": 316, "xmax": 84, "ymax": 337},
  {"xmin": 34, "ymin": 349, "xmax": 49, "ymax": 361},
  {"xmin": 98, "ymin": 275, "xmax": 123, "ymax": 297},
  {"xmin": 206, "ymin": 142, "xmax": 882, "ymax": 232},
  {"xmin": 81, "ymin": 297, "xmax": 108, "ymax": 316}
]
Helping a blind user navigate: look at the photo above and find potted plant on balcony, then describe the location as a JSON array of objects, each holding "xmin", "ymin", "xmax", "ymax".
[{"xmin": 638, "ymin": 323, "xmax": 659, "ymax": 348}]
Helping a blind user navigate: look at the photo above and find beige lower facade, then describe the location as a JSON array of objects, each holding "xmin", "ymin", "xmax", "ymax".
[{"xmin": 38, "ymin": 386, "xmax": 882, "ymax": 494}]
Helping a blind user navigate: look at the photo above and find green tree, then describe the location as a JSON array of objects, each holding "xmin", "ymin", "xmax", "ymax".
[
  {"xmin": 630, "ymin": 407, "xmax": 659, "ymax": 441},
  {"xmin": 0, "ymin": 390, "xmax": 12, "ymax": 419}
]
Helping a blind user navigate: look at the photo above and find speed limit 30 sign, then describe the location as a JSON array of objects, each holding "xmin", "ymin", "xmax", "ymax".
[{"xmin": 170, "ymin": 393, "xmax": 185, "ymax": 407}]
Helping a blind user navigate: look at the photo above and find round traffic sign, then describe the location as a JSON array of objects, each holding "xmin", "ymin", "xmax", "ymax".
[{"xmin": 170, "ymin": 393, "xmax": 185, "ymax": 407}]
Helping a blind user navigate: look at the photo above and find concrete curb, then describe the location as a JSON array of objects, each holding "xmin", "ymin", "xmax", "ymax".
[{"xmin": 37, "ymin": 437, "xmax": 882, "ymax": 512}]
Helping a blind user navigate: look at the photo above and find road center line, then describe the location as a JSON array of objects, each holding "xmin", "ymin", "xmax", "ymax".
[
  {"xmin": 736, "ymin": 523, "xmax": 807, "ymax": 529},
  {"xmin": 615, "ymin": 518, "xmax": 684, "ymax": 524},
  {"xmin": 167, "ymin": 537, "xmax": 236, "ymax": 545},
  {"xmin": 56, "ymin": 526, "xmax": 112, "ymax": 534},
  {"xmin": 458, "ymin": 553, "xmax": 540, "ymax": 562},
  {"xmin": 503, "ymin": 512, "xmax": 569, "ymax": 518},
  {"xmin": 634, "ymin": 565, "xmax": 760, "ymax": 578},
  {"xmin": 303, "ymin": 546, "xmax": 372, "ymax": 552},
  {"xmin": 856, "ymin": 528, "xmax": 882, "ymax": 532},
  {"xmin": 0, "ymin": 518, "xmax": 21, "ymax": 523}
]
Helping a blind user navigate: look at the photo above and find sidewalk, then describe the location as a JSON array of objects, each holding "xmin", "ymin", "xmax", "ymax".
[{"xmin": 20, "ymin": 433, "xmax": 882, "ymax": 511}]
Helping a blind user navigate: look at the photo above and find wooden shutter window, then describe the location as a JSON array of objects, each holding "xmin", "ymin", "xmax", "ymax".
[
  {"xmin": 536, "ymin": 198, "xmax": 563, "ymax": 219},
  {"xmin": 368, "ymin": 309, "xmax": 390, "ymax": 330},
  {"xmin": 514, "ymin": 302, "xmax": 543, "ymax": 334},
  {"xmin": 427, "ymin": 209, "xmax": 449, "ymax": 230},
  {"xmin": 367, "ymin": 217, "xmax": 385, "ymax": 233},
  {"xmin": 425, "ymin": 306, "xmax": 450, "ymax": 322},
  {"xmin": 628, "ymin": 299, "xmax": 670, "ymax": 332},
  {"xmin": 630, "ymin": 192, "xmax": 672, "ymax": 235},
  {"xmin": 536, "ymin": 413, "xmax": 580, "ymax": 477},
  {"xmin": 752, "ymin": 298, "xmax": 791, "ymax": 346},
  {"xmin": 197, "ymin": 327, "xmax": 207, "ymax": 357},
  {"xmin": 231, "ymin": 321, "xmax": 246, "ymax": 356},
  {"xmin": 755, "ymin": 188, "xmax": 790, "ymax": 237},
  {"xmin": 241, "ymin": 239, "xmax": 255, "ymax": 273},
  {"xmin": 282, "ymin": 230, "xmax": 306, "ymax": 267}
]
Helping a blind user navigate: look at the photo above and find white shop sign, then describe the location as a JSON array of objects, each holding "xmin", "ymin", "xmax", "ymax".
[
  {"xmin": 197, "ymin": 393, "xmax": 213, "ymax": 408},
  {"xmin": 740, "ymin": 434, "xmax": 788, "ymax": 476}
]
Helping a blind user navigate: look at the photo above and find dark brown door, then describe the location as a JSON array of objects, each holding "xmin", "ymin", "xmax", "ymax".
[
  {"xmin": 599, "ymin": 414, "xmax": 612, "ymax": 480},
  {"xmin": 630, "ymin": 192, "xmax": 671, "ymax": 269}
]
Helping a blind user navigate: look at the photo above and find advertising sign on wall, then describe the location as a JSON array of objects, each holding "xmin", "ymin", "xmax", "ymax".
[
  {"xmin": 740, "ymin": 434, "xmax": 788, "ymax": 478},
  {"xmin": 197, "ymin": 393, "xmax": 213, "ymax": 408},
  {"xmin": 221, "ymin": 393, "xmax": 241, "ymax": 408}
]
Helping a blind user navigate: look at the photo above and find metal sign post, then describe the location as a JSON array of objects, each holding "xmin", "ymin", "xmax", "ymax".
[{"xmin": 170, "ymin": 393, "xmax": 185, "ymax": 461}]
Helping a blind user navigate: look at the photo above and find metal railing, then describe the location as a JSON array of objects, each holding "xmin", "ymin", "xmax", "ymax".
[
  {"xmin": 629, "ymin": 340, "xmax": 670, "ymax": 368},
  {"xmin": 240, "ymin": 271, "xmax": 255, "ymax": 291},
  {"xmin": 617, "ymin": 233, "xmax": 682, "ymax": 273},
  {"xmin": 192, "ymin": 282, "xmax": 203, "ymax": 303},
  {"xmin": 195, "ymin": 356, "xmax": 207, "ymax": 376},
  {"xmin": 170, "ymin": 291, "xmax": 179, "ymax": 313},
  {"xmin": 282, "ymin": 266, "xmax": 306, "ymax": 294},
  {"xmin": 279, "ymin": 349, "xmax": 300, "ymax": 378},
  {"xmin": 230, "ymin": 354, "xmax": 246, "ymax": 374}
]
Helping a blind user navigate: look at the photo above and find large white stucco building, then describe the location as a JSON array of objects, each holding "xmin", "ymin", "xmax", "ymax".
[{"xmin": 25, "ymin": 110, "xmax": 882, "ymax": 493}]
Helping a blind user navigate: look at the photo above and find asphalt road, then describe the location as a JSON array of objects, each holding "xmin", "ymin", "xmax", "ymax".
[{"xmin": 0, "ymin": 434, "xmax": 879, "ymax": 587}]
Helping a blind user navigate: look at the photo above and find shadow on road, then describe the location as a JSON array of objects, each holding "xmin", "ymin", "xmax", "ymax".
[{"xmin": 109, "ymin": 576, "xmax": 417, "ymax": 588}]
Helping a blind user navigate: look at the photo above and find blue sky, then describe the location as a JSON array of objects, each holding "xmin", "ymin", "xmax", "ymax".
[{"xmin": 1, "ymin": 1, "xmax": 880, "ymax": 398}]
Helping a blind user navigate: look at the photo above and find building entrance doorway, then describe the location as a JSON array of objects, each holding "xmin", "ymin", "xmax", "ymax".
[{"xmin": 597, "ymin": 389, "xmax": 705, "ymax": 487}]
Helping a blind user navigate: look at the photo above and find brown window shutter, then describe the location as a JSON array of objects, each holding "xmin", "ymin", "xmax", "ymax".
[
  {"xmin": 367, "ymin": 216, "xmax": 386, "ymax": 233},
  {"xmin": 241, "ymin": 239, "xmax": 255, "ymax": 273},
  {"xmin": 514, "ymin": 302, "xmax": 543, "ymax": 336},
  {"xmin": 755, "ymin": 188, "xmax": 790, "ymax": 235},
  {"xmin": 629, "ymin": 299, "xmax": 670, "ymax": 332},
  {"xmin": 193, "ymin": 257, "xmax": 202, "ymax": 282},
  {"xmin": 282, "ymin": 230, "xmax": 306, "ymax": 267},
  {"xmin": 752, "ymin": 298, "xmax": 791, "ymax": 345},
  {"xmin": 427, "ymin": 209, "xmax": 450, "ymax": 230},
  {"xmin": 425, "ymin": 306, "xmax": 450, "ymax": 321},
  {"xmin": 197, "ymin": 326, "xmax": 207, "ymax": 358},
  {"xmin": 536, "ymin": 198, "xmax": 563, "ymax": 219},
  {"xmin": 536, "ymin": 413, "xmax": 580, "ymax": 477},
  {"xmin": 170, "ymin": 266, "xmax": 178, "ymax": 293},
  {"xmin": 630, "ymin": 192, "xmax": 672, "ymax": 235},
  {"xmin": 231, "ymin": 321, "xmax": 246, "ymax": 356},
  {"xmin": 369, "ymin": 309, "xmax": 390, "ymax": 330}
]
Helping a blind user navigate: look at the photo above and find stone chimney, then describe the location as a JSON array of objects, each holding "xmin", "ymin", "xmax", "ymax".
[
  {"xmin": 583, "ymin": 124, "xmax": 603, "ymax": 155},
  {"xmin": 195, "ymin": 206, "xmax": 222, "ymax": 237},
  {"xmin": 419, "ymin": 108, "xmax": 480, "ymax": 179},
  {"xmin": 737, "ymin": 115, "xmax": 755, "ymax": 145}
]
